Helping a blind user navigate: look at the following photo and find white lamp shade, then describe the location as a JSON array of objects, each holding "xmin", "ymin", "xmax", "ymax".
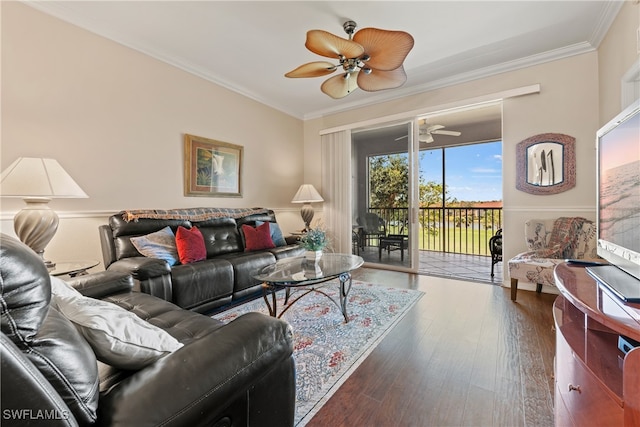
[
  {"xmin": 291, "ymin": 184, "xmax": 324, "ymax": 203},
  {"xmin": 0, "ymin": 157, "xmax": 88, "ymax": 199}
]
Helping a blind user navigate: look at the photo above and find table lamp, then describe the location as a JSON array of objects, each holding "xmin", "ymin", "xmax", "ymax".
[
  {"xmin": 0, "ymin": 157, "xmax": 88, "ymax": 268},
  {"xmin": 291, "ymin": 184, "xmax": 324, "ymax": 231}
]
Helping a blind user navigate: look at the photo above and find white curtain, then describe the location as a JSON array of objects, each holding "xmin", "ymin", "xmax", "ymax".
[{"xmin": 321, "ymin": 130, "xmax": 352, "ymax": 253}]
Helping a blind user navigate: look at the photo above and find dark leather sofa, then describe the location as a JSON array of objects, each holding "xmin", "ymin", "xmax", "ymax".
[
  {"xmin": 0, "ymin": 234, "xmax": 296, "ymax": 426},
  {"xmin": 99, "ymin": 208, "xmax": 305, "ymax": 314}
]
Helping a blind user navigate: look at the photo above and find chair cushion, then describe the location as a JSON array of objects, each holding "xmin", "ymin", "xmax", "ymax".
[{"xmin": 508, "ymin": 254, "xmax": 561, "ymax": 287}]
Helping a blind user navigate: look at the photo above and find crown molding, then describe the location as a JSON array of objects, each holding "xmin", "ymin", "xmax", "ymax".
[
  {"xmin": 304, "ymin": 42, "xmax": 596, "ymax": 120},
  {"xmin": 22, "ymin": 0, "xmax": 619, "ymax": 122}
]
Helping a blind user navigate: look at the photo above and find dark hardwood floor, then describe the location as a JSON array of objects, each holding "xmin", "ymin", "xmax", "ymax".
[{"xmin": 307, "ymin": 268, "xmax": 557, "ymax": 427}]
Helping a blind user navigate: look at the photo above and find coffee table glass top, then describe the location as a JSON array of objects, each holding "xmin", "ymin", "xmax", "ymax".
[
  {"xmin": 49, "ymin": 260, "xmax": 100, "ymax": 277},
  {"xmin": 254, "ymin": 253, "xmax": 364, "ymax": 285}
]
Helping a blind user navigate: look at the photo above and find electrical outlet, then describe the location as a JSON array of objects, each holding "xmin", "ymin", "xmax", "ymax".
[{"xmin": 637, "ymin": 27, "xmax": 640, "ymax": 54}]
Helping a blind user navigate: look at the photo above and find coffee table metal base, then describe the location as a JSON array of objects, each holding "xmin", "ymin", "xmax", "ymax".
[{"xmin": 262, "ymin": 272, "xmax": 353, "ymax": 323}]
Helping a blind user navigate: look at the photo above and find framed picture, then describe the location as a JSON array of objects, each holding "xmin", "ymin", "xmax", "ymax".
[
  {"xmin": 184, "ymin": 133, "xmax": 243, "ymax": 197},
  {"xmin": 515, "ymin": 133, "xmax": 575, "ymax": 195}
]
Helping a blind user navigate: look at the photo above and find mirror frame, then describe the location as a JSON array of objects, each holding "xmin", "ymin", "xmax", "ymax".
[{"xmin": 516, "ymin": 133, "xmax": 576, "ymax": 195}]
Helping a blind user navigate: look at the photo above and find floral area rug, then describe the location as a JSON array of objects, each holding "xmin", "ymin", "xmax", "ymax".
[{"xmin": 213, "ymin": 280, "xmax": 423, "ymax": 426}]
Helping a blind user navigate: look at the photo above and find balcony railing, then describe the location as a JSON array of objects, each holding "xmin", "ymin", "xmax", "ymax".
[{"xmin": 364, "ymin": 206, "xmax": 502, "ymax": 257}]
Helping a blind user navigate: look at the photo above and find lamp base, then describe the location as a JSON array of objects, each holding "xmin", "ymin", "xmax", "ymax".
[
  {"xmin": 14, "ymin": 198, "xmax": 59, "ymax": 268},
  {"xmin": 300, "ymin": 203, "xmax": 315, "ymax": 231}
]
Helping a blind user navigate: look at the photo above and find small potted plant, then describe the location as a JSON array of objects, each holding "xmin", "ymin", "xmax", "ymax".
[{"xmin": 300, "ymin": 227, "xmax": 328, "ymax": 262}]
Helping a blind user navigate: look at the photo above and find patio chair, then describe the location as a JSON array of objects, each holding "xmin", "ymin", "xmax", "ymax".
[
  {"xmin": 508, "ymin": 217, "xmax": 598, "ymax": 301},
  {"xmin": 489, "ymin": 228, "xmax": 502, "ymax": 277},
  {"xmin": 356, "ymin": 213, "xmax": 386, "ymax": 249}
]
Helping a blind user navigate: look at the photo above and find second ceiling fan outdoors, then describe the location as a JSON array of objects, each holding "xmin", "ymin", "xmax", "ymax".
[
  {"xmin": 396, "ymin": 122, "xmax": 462, "ymax": 143},
  {"xmin": 285, "ymin": 20, "xmax": 414, "ymax": 99}
]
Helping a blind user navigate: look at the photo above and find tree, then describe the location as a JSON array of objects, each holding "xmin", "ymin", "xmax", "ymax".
[
  {"xmin": 369, "ymin": 153, "xmax": 453, "ymax": 236},
  {"xmin": 368, "ymin": 154, "xmax": 409, "ymax": 208}
]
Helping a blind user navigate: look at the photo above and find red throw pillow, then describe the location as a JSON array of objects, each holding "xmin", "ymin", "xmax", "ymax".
[
  {"xmin": 242, "ymin": 222, "xmax": 275, "ymax": 251},
  {"xmin": 175, "ymin": 226, "xmax": 206, "ymax": 264}
]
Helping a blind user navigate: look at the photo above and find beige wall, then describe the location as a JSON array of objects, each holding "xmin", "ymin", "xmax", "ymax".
[
  {"xmin": 305, "ymin": 53, "xmax": 601, "ymax": 290},
  {"xmin": 1, "ymin": 2, "xmax": 305, "ymax": 267},
  {"xmin": 598, "ymin": 0, "xmax": 640, "ymax": 124},
  {"xmin": 305, "ymin": 1, "xmax": 638, "ymax": 292},
  {"xmin": 2, "ymin": 2, "xmax": 636, "ymax": 288}
]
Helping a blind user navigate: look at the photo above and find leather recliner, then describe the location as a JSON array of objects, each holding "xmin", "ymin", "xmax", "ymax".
[{"xmin": 0, "ymin": 234, "xmax": 296, "ymax": 426}]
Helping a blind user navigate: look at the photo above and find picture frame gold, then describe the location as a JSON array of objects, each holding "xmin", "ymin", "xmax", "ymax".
[{"xmin": 184, "ymin": 133, "xmax": 243, "ymax": 197}]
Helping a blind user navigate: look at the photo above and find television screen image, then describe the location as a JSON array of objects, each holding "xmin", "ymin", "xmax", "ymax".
[
  {"xmin": 596, "ymin": 98, "xmax": 640, "ymax": 285},
  {"xmin": 599, "ymin": 113, "xmax": 640, "ymax": 254}
]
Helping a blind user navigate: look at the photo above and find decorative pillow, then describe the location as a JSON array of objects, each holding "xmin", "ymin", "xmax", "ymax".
[
  {"xmin": 176, "ymin": 226, "xmax": 207, "ymax": 264},
  {"xmin": 130, "ymin": 226, "xmax": 178, "ymax": 266},
  {"xmin": 255, "ymin": 220, "xmax": 287, "ymax": 246},
  {"xmin": 242, "ymin": 222, "xmax": 275, "ymax": 251},
  {"xmin": 50, "ymin": 274, "xmax": 83, "ymax": 299},
  {"xmin": 50, "ymin": 277, "xmax": 183, "ymax": 369}
]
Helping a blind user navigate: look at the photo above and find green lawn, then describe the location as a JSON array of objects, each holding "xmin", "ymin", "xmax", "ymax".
[{"xmin": 386, "ymin": 224, "xmax": 496, "ymax": 256}]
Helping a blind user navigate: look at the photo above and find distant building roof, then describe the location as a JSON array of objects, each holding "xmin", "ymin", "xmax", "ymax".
[{"xmin": 472, "ymin": 201, "xmax": 503, "ymax": 208}]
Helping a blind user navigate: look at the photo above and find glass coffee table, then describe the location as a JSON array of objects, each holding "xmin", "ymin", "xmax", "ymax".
[{"xmin": 253, "ymin": 253, "xmax": 364, "ymax": 323}]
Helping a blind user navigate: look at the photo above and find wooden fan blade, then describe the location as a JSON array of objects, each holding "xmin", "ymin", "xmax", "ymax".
[
  {"xmin": 353, "ymin": 28, "xmax": 414, "ymax": 71},
  {"xmin": 433, "ymin": 130, "xmax": 462, "ymax": 136},
  {"xmin": 306, "ymin": 30, "xmax": 365, "ymax": 59},
  {"xmin": 321, "ymin": 73, "xmax": 359, "ymax": 99},
  {"xmin": 357, "ymin": 66, "xmax": 407, "ymax": 92},
  {"xmin": 285, "ymin": 61, "xmax": 337, "ymax": 78}
]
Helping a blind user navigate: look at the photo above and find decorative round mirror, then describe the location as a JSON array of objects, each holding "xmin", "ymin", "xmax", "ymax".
[{"xmin": 516, "ymin": 133, "xmax": 576, "ymax": 195}]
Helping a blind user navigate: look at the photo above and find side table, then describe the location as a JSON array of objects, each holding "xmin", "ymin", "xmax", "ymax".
[
  {"xmin": 49, "ymin": 260, "xmax": 100, "ymax": 277},
  {"xmin": 379, "ymin": 234, "xmax": 408, "ymax": 261}
]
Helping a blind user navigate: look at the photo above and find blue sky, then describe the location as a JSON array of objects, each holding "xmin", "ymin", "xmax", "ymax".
[{"xmin": 420, "ymin": 141, "xmax": 503, "ymax": 202}]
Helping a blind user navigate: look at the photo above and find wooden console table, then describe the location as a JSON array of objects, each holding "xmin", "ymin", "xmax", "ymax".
[{"xmin": 554, "ymin": 263, "xmax": 640, "ymax": 426}]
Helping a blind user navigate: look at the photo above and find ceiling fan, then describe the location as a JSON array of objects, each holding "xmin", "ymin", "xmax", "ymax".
[
  {"xmin": 285, "ymin": 20, "xmax": 414, "ymax": 99},
  {"xmin": 395, "ymin": 123, "xmax": 462, "ymax": 143}
]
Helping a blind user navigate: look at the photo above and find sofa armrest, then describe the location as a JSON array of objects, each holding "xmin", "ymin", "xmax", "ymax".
[
  {"xmin": 97, "ymin": 312, "xmax": 295, "ymax": 427},
  {"xmin": 106, "ymin": 257, "xmax": 171, "ymax": 280},
  {"xmin": 106, "ymin": 258, "xmax": 173, "ymax": 302},
  {"xmin": 285, "ymin": 235, "xmax": 300, "ymax": 245},
  {"xmin": 66, "ymin": 271, "xmax": 133, "ymax": 299}
]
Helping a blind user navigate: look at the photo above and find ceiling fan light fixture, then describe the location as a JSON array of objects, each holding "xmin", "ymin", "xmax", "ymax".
[{"xmin": 285, "ymin": 20, "xmax": 414, "ymax": 99}]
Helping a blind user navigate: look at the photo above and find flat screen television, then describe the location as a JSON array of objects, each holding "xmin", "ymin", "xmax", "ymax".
[{"xmin": 586, "ymin": 98, "xmax": 640, "ymax": 302}]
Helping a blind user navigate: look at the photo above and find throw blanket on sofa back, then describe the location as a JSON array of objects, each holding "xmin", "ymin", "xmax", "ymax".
[{"xmin": 122, "ymin": 207, "xmax": 270, "ymax": 222}]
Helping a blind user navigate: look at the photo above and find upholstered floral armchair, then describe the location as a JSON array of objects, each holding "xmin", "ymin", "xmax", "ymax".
[{"xmin": 508, "ymin": 217, "xmax": 599, "ymax": 301}]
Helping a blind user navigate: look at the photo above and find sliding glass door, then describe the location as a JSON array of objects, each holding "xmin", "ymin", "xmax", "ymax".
[
  {"xmin": 351, "ymin": 122, "xmax": 416, "ymax": 271},
  {"xmin": 349, "ymin": 102, "xmax": 503, "ymax": 274}
]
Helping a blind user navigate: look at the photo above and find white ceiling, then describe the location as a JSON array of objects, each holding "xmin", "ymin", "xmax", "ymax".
[{"xmin": 25, "ymin": 1, "xmax": 623, "ymax": 120}]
